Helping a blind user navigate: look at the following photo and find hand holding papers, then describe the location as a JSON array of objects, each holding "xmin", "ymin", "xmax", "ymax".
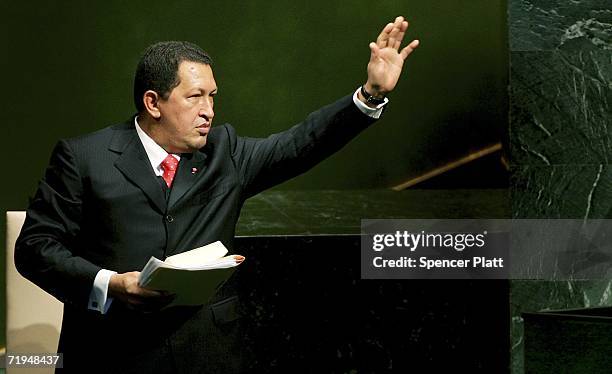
[{"xmin": 138, "ymin": 241, "xmax": 244, "ymax": 307}]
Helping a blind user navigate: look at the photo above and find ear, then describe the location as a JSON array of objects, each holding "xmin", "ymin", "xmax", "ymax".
[{"xmin": 143, "ymin": 90, "xmax": 162, "ymax": 119}]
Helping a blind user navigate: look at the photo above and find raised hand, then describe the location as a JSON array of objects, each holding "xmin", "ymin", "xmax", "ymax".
[{"xmin": 363, "ymin": 16, "xmax": 419, "ymax": 99}]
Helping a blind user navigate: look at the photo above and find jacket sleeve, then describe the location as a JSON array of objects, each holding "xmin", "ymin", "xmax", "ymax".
[
  {"xmin": 15, "ymin": 139, "xmax": 102, "ymax": 308},
  {"xmin": 229, "ymin": 94, "xmax": 380, "ymax": 198}
]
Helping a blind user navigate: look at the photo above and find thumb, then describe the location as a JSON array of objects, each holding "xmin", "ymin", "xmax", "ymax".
[
  {"xmin": 400, "ymin": 39, "xmax": 420, "ymax": 60},
  {"xmin": 369, "ymin": 42, "xmax": 379, "ymax": 59}
]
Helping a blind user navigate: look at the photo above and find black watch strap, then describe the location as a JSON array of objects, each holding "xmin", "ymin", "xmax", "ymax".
[{"xmin": 360, "ymin": 85, "xmax": 386, "ymax": 105}]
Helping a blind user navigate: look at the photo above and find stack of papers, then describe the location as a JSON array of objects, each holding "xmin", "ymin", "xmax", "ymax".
[{"xmin": 138, "ymin": 241, "xmax": 245, "ymax": 307}]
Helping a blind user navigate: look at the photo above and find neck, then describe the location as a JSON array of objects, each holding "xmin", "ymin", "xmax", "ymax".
[{"xmin": 138, "ymin": 114, "xmax": 170, "ymax": 152}]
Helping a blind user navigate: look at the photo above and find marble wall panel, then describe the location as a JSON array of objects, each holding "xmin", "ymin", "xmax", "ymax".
[
  {"xmin": 510, "ymin": 51, "xmax": 611, "ymax": 165},
  {"xmin": 511, "ymin": 164, "xmax": 612, "ymax": 218},
  {"xmin": 509, "ymin": 0, "xmax": 611, "ymax": 51},
  {"xmin": 510, "ymin": 162, "xmax": 612, "ymax": 373}
]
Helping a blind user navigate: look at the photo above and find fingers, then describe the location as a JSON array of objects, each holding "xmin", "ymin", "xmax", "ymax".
[
  {"xmin": 137, "ymin": 287, "xmax": 168, "ymax": 298},
  {"xmin": 394, "ymin": 20, "xmax": 409, "ymax": 50},
  {"xmin": 127, "ymin": 293, "xmax": 176, "ymax": 313},
  {"xmin": 387, "ymin": 16, "xmax": 404, "ymax": 51},
  {"xmin": 376, "ymin": 22, "xmax": 394, "ymax": 48},
  {"xmin": 375, "ymin": 16, "xmax": 414, "ymax": 52},
  {"xmin": 400, "ymin": 39, "xmax": 420, "ymax": 60},
  {"xmin": 126, "ymin": 273, "xmax": 172, "ymax": 298},
  {"xmin": 126, "ymin": 288, "xmax": 175, "ymax": 309},
  {"xmin": 112, "ymin": 271, "xmax": 177, "ymax": 312}
]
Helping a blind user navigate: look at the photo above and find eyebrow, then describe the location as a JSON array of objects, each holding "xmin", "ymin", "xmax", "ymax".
[{"xmin": 189, "ymin": 88, "xmax": 218, "ymax": 95}]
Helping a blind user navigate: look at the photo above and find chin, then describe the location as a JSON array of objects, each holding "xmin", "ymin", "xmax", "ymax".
[{"xmin": 190, "ymin": 138, "xmax": 207, "ymax": 151}]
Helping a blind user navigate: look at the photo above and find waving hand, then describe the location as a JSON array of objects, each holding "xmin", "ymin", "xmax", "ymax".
[{"xmin": 362, "ymin": 16, "xmax": 419, "ymax": 100}]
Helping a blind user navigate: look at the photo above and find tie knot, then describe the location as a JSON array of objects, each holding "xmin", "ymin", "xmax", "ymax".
[
  {"xmin": 161, "ymin": 155, "xmax": 179, "ymax": 188},
  {"xmin": 161, "ymin": 155, "xmax": 178, "ymax": 171}
]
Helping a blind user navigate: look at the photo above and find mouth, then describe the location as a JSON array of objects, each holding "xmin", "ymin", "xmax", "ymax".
[{"xmin": 196, "ymin": 123, "xmax": 210, "ymax": 135}]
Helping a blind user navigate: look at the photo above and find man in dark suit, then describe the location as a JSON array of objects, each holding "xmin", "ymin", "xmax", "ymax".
[{"xmin": 15, "ymin": 16, "xmax": 419, "ymax": 373}]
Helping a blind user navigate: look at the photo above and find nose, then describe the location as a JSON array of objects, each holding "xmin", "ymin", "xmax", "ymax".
[{"xmin": 199, "ymin": 98, "xmax": 214, "ymax": 121}]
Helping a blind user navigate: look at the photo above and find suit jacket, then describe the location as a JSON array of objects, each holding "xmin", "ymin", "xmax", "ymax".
[{"xmin": 15, "ymin": 94, "xmax": 377, "ymax": 373}]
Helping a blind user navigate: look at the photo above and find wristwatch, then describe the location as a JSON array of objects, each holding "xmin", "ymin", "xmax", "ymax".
[{"xmin": 360, "ymin": 85, "xmax": 386, "ymax": 105}]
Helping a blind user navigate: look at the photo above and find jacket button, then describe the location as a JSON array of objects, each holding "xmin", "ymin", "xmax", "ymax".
[{"xmin": 165, "ymin": 215, "xmax": 174, "ymax": 223}]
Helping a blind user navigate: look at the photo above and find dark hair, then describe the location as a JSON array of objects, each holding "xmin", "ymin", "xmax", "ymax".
[{"xmin": 133, "ymin": 41, "xmax": 213, "ymax": 112}]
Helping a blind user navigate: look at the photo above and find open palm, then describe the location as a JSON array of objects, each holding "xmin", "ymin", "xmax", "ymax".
[{"xmin": 365, "ymin": 16, "xmax": 419, "ymax": 96}]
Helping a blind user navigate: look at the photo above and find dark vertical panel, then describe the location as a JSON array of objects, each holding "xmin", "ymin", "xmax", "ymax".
[{"xmin": 508, "ymin": 0, "xmax": 612, "ymax": 372}]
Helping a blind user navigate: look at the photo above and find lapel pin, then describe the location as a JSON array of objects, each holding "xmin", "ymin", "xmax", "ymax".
[{"xmin": 191, "ymin": 167, "xmax": 198, "ymax": 174}]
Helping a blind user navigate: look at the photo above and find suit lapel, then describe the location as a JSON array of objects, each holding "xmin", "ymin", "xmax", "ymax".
[
  {"xmin": 110, "ymin": 122, "xmax": 167, "ymax": 214},
  {"xmin": 167, "ymin": 150, "xmax": 207, "ymax": 209}
]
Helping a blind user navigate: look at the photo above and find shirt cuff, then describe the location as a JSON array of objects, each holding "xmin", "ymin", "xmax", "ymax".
[
  {"xmin": 88, "ymin": 269, "xmax": 116, "ymax": 314},
  {"xmin": 352, "ymin": 87, "xmax": 388, "ymax": 119}
]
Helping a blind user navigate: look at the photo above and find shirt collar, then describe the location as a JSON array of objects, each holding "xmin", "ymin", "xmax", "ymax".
[{"xmin": 134, "ymin": 116, "xmax": 180, "ymax": 176}]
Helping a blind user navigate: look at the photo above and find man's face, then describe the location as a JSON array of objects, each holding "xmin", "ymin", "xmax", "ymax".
[{"xmin": 157, "ymin": 61, "xmax": 217, "ymax": 153}]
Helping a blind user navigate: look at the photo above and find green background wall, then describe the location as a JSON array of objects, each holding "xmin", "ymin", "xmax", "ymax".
[{"xmin": 1, "ymin": 0, "xmax": 507, "ymax": 350}]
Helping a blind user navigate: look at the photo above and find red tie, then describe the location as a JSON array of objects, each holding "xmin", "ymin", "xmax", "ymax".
[{"xmin": 161, "ymin": 155, "xmax": 179, "ymax": 188}]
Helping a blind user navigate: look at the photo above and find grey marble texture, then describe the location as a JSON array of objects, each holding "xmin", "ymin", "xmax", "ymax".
[
  {"xmin": 510, "ymin": 164, "xmax": 612, "ymax": 373},
  {"xmin": 509, "ymin": 1, "xmax": 611, "ymax": 373},
  {"xmin": 511, "ymin": 164, "xmax": 612, "ymax": 219},
  {"xmin": 510, "ymin": 50, "xmax": 612, "ymax": 165},
  {"xmin": 509, "ymin": 0, "xmax": 612, "ymax": 51},
  {"xmin": 237, "ymin": 189, "xmax": 510, "ymax": 236}
]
